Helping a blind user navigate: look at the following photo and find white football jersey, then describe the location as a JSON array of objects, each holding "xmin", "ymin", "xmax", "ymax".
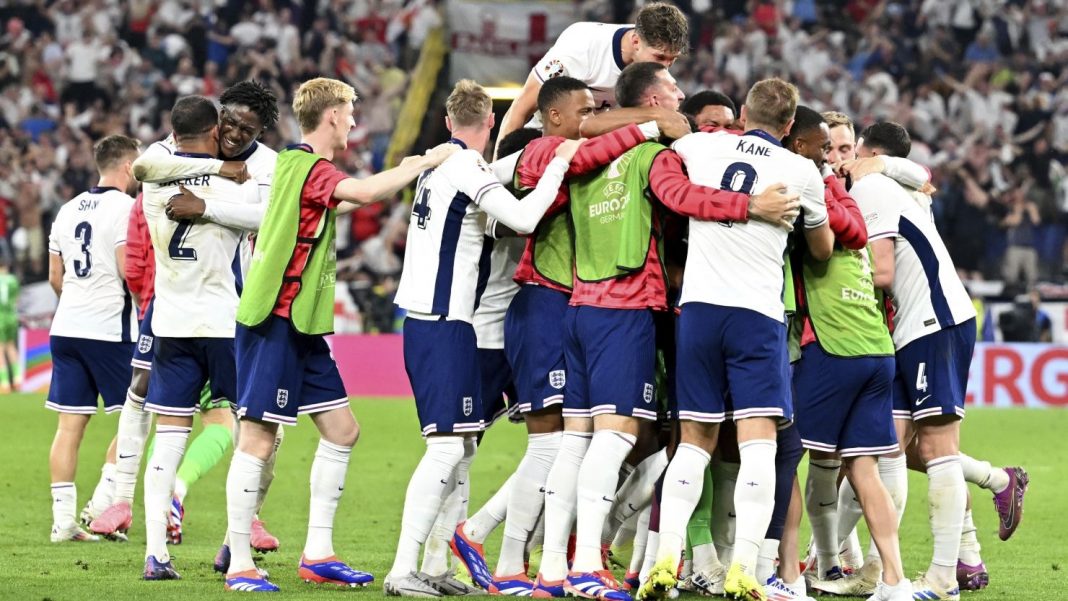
[
  {"xmin": 48, "ymin": 187, "xmax": 137, "ymax": 342},
  {"xmin": 146, "ymin": 137, "xmax": 277, "ymax": 280},
  {"xmin": 143, "ymin": 152, "xmax": 259, "ymax": 338},
  {"xmin": 473, "ymin": 237, "xmax": 524, "ymax": 349},
  {"xmin": 853, "ymin": 173, "xmax": 976, "ymax": 349},
  {"xmin": 530, "ymin": 22, "xmax": 632, "ymax": 123},
  {"xmin": 673, "ymin": 130, "xmax": 828, "ymax": 322},
  {"xmin": 396, "ymin": 148, "xmax": 501, "ymax": 323}
]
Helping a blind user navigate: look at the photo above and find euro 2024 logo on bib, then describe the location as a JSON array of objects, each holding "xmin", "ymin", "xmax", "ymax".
[
  {"xmin": 463, "ymin": 396, "xmax": 473, "ymax": 417},
  {"xmin": 276, "ymin": 389, "xmax": 289, "ymax": 409}
]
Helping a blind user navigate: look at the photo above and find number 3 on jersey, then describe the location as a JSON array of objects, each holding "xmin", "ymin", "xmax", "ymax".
[
  {"xmin": 73, "ymin": 221, "xmax": 92, "ymax": 278},
  {"xmin": 169, "ymin": 220, "xmax": 197, "ymax": 261}
]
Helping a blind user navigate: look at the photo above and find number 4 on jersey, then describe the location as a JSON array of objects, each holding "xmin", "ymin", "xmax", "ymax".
[{"xmin": 916, "ymin": 362, "xmax": 928, "ymax": 393}]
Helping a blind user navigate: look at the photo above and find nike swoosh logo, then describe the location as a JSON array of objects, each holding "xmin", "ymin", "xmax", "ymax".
[
  {"xmin": 338, "ymin": 486, "xmax": 344, "ymax": 491},
  {"xmin": 119, "ymin": 454, "xmax": 136, "ymax": 459},
  {"xmin": 243, "ymin": 488, "xmax": 257, "ymax": 493},
  {"xmin": 440, "ymin": 479, "xmax": 449, "ymax": 485},
  {"xmin": 819, "ymin": 501, "xmax": 836, "ymax": 507},
  {"xmin": 915, "ymin": 394, "xmax": 932, "ymax": 407},
  {"xmin": 728, "ymin": 512, "xmax": 737, "ymax": 518},
  {"xmin": 627, "ymin": 503, "xmax": 638, "ymax": 512},
  {"xmin": 602, "ymin": 496, "xmax": 613, "ymax": 502}
]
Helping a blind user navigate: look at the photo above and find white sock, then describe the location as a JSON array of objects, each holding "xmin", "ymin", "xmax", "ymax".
[
  {"xmin": 464, "ymin": 474, "xmax": 514, "ymax": 543},
  {"xmin": 51, "ymin": 482, "xmax": 77, "ymax": 529},
  {"xmin": 227, "ymin": 450, "xmax": 265, "ymax": 574},
  {"xmin": 389, "ymin": 436, "xmax": 465, "ymax": 578},
  {"xmin": 304, "ymin": 439, "xmax": 352, "ymax": 560},
  {"xmin": 256, "ymin": 426, "xmax": 283, "ymax": 513},
  {"xmin": 573, "ymin": 430, "xmax": 636, "ymax": 573},
  {"xmin": 805, "ymin": 459, "xmax": 841, "ymax": 574},
  {"xmin": 756, "ymin": 538, "xmax": 779, "ymax": 584},
  {"xmin": 628, "ymin": 505, "xmax": 652, "ymax": 574},
  {"xmin": 711, "ymin": 458, "xmax": 739, "ymax": 564},
  {"xmin": 640, "ymin": 527, "xmax": 659, "ymax": 583},
  {"xmin": 959, "ymin": 453, "xmax": 1009, "ymax": 494},
  {"xmin": 865, "ymin": 454, "xmax": 908, "ymax": 563},
  {"xmin": 927, "ymin": 456, "xmax": 966, "ymax": 584},
  {"xmin": 88, "ymin": 463, "xmax": 117, "ymax": 516},
  {"xmin": 612, "ymin": 511, "xmax": 639, "ymax": 552},
  {"xmin": 879, "ymin": 454, "xmax": 908, "ymax": 523},
  {"xmin": 732, "ymin": 439, "xmax": 776, "ymax": 577},
  {"xmin": 656, "ymin": 443, "xmax": 711, "ymax": 568},
  {"xmin": 958, "ymin": 508, "xmax": 982, "ymax": 565},
  {"xmin": 604, "ymin": 448, "xmax": 668, "ymax": 544},
  {"xmin": 422, "ymin": 478, "xmax": 460, "ymax": 577},
  {"xmin": 144, "ymin": 425, "xmax": 190, "ymax": 562},
  {"xmin": 540, "ymin": 431, "xmax": 592, "ymax": 580},
  {"xmin": 113, "ymin": 390, "xmax": 151, "ymax": 505},
  {"xmin": 835, "ymin": 477, "xmax": 865, "ymax": 567},
  {"xmin": 498, "ymin": 431, "xmax": 561, "ymax": 576},
  {"xmin": 692, "ymin": 542, "xmax": 724, "ymax": 575}
]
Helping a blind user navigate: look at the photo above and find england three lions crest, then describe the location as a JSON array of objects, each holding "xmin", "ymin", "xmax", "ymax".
[
  {"xmin": 549, "ymin": 370, "xmax": 566, "ymax": 390},
  {"xmin": 463, "ymin": 396, "xmax": 473, "ymax": 416}
]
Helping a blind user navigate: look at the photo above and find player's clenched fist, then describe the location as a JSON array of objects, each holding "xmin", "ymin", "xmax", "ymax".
[
  {"xmin": 218, "ymin": 161, "xmax": 250, "ymax": 183},
  {"xmin": 747, "ymin": 183, "xmax": 801, "ymax": 230},
  {"xmin": 553, "ymin": 138, "xmax": 586, "ymax": 162}
]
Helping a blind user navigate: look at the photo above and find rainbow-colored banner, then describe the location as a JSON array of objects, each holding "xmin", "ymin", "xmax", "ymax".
[{"xmin": 20, "ymin": 328, "xmax": 52, "ymax": 392}]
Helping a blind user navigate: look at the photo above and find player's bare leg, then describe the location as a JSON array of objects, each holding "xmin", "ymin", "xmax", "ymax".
[{"xmin": 844, "ymin": 456, "xmax": 906, "ymax": 584}]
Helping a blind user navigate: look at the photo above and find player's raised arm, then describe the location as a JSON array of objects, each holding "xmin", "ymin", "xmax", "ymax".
[{"xmin": 494, "ymin": 72, "xmax": 543, "ymax": 159}]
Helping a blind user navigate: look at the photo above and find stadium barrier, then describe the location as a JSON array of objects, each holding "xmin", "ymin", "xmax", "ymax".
[{"xmin": 13, "ymin": 332, "xmax": 1066, "ymax": 407}]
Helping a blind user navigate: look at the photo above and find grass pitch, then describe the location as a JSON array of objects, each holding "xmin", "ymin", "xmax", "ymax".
[{"xmin": 0, "ymin": 394, "xmax": 1063, "ymax": 600}]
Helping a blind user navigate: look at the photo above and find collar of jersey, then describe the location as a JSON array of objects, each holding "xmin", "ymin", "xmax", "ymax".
[
  {"xmin": 743, "ymin": 129, "xmax": 782, "ymax": 147},
  {"xmin": 174, "ymin": 151, "xmax": 216, "ymax": 158},
  {"xmin": 613, "ymin": 27, "xmax": 633, "ymax": 71},
  {"xmin": 448, "ymin": 137, "xmax": 468, "ymax": 149},
  {"xmin": 230, "ymin": 140, "xmax": 259, "ymax": 161},
  {"xmin": 286, "ymin": 142, "xmax": 314, "ymax": 153},
  {"xmin": 89, "ymin": 186, "xmax": 118, "ymax": 194}
]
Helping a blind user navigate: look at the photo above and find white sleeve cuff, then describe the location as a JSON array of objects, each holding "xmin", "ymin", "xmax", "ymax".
[{"xmin": 638, "ymin": 120, "xmax": 661, "ymax": 140}]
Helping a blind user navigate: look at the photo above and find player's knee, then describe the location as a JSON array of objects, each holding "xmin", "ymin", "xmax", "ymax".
[
  {"xmin": 129, "ymin": 370, "xmax": 149, "ymax": 398},
  {"xmin": 333, "ymin": 421, "xmax": 360, "ymax": 447}
]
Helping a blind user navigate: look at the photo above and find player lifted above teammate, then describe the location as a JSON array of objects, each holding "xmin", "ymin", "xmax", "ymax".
[{"xmin": 495, "ymin": 2, "xmax": 688, "ymax": 156}]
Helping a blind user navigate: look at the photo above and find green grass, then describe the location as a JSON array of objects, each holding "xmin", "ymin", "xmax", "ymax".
[{"xmin": 0, "ymin": 394, "xmax": 1064, "ymax": 600}]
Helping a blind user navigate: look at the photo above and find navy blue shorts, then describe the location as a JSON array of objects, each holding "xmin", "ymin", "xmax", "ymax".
[
  {"xmin": 564, "ymin": 306, "xmax": 658, "ymax": 421},
  {"xmin": 892, "ymin": 319, "xmax": 976, "ymax": 422},
  {"xmin": 504, "ymin": 285, "xmax": 569, "ymax": 414},
  {"xmin": 235, "ymin": 315, "xmax": 349, "ymax": 426},
  {"xmin": 47, "ymin": 336, "xmax": 135, "ymax": 414},
  {"xmin": 404, "ymin": 317, "xmax": 484, "ymax": 435},
  {"xmin": 145, "ymin": 337, "xmax": 236, "ymax": 417},
  {"xmin": 793, "ymin": 344, "xmax": 898, "ymax": 457},
  {"xmin": 478, "ymin": 348, "xmax": 515, "ymax": 426},
  {"xmin": 130, "ymin": 299, "xmax": 155, "ymax": 371},
  {"xmin": 676, "ymin": 303, "xmax": 792, "ymax": 423}
]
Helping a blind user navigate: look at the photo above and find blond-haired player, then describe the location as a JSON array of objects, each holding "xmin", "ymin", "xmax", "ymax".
[{"xmin": 221, "ymin": 77, "xmax": 458, "ymax": 592}]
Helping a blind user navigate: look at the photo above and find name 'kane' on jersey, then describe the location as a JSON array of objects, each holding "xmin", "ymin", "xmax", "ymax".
[
  {"xmin": 142, "ymin": 158, "xmax": 259, "ymax": 338},
  {"xmin": 672, "ymin": 130, "xmax": 828, "ymax": 322},
  {"xmin": 48, "ymin": 187, "xmax": 137, "ymax": 342}
]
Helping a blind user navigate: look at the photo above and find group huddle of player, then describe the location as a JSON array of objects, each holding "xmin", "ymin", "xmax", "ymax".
[{"xmin": 42, "ymin": 2, "xmax": 1028, "ymax": 600}]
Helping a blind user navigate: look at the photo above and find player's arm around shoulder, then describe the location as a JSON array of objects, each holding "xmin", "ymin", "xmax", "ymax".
[
  {"xmin": 131, "ymin": 141, "xmax": 239, "ymax": 183},
  {"xmin": 474, "ymin": 140, "xmax": 584, "ymax": 234},
  {"xmin": 332, "ymin": 142, "xmax": 459, "ymax": 212}
]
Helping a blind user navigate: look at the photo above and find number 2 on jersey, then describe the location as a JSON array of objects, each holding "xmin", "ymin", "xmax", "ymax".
[
  {"xmin": 73, "ymin": 221, "xmax": 92, "ymax": 278},
  {"xmin": 168, "ymin": 220, "xmax": 197, "ymax": 261}
]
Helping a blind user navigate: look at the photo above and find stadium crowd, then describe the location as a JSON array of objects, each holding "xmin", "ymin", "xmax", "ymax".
[{"xmin": 0, "ymin": 0, "xmax": 1065, "ymax": 332}]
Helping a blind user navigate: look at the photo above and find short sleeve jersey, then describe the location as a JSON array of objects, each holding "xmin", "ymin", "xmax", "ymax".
[
  {"xmin": 672, "ymin": 130, "xmax": 828, "ymax": 322},
  {"xmin": 852, "ymin": 173, "xmax": 976, "ymax": 349},
  {"xmin": 48, "ymin": 187, "xmax": 137, "ymax": 341},
  {"xmin": 531, "ymin": 23, "xmax": 632, "ymax": 118}
]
